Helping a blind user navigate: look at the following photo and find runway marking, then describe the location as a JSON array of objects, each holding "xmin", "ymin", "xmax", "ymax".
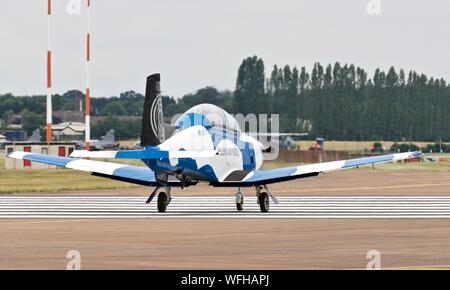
[
  {"xmin": 277, "ymin": 182, "xmax": 450, "ymax": 193},
  {"xmin": 2, "ymin": 196, "xmax": 450, "ymax": 219},
  {"xmin": 386, "ymin": 264, "xmax": 450, "ymax": 270}
]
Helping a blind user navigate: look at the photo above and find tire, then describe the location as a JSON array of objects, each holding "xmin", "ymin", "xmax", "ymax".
[
  {"xmin": 157, "ymin": 192, "xmax": 168, "ymax": 213},
  {"xmin": 235, "ymin": 192, "xmax": 244, "ymax": 212},
  {"xmin": 258, "ymin": 192, "xmax": 270, "ymax": 213}
]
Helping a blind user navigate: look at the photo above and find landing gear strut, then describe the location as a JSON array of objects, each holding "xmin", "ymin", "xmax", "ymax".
[
  {"xmin": 235, "ymin": 190, "xmax": 244, "ymax": 211},
  {"xmin": 146, "ymin": 186, "xmax": 160, "ymax": 204}
]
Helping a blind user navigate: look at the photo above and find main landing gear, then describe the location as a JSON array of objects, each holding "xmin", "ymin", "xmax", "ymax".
[
  {"xmin": 235, "ymin": 190, "xmax": 244, "ymax": 211},
  {"xmin": 255, "ymin": 185, "xmax": 270, "ymax": 213},
  {"xmin": 258, "ymin": 191, "xmax": 270, "ymax": 213},
  {"xmin": 235, "ymin": 185, "xmax": 279, "ymax": 213},
  {"xmin": 157, "ymin": 189, "xmax": 172, "ymax": 213},
  {"xmin": 146, "ymin": 187, "xmax": 172, "ymax": 213}
]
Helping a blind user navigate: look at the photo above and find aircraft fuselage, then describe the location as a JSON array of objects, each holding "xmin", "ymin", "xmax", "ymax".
[{"xmin": 143, "ymin": 125, "xmax": 264, "ymax": 183}]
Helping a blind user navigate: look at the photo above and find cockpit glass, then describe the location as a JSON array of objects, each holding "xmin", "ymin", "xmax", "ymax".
[{"xmin": 174, "ymin": 104, "xmax": 241, "ymax": 133}]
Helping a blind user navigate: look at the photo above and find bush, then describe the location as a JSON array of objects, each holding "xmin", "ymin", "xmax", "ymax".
[
  {"xmin": 421, "ymin": 143, "xmax": 450, "ymax": 153},
  {"xmin": 390, "ymin": 143, "xmax": 420, "ymax": 153},
  {"xmin": 92, "ymin": 117, "xmax": 141, "ymax": 140},
  {"xmin": 372, "ymin": 142, "xmax": 383, "ymax": 152}
]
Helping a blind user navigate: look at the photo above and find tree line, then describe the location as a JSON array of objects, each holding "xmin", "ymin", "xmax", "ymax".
[
  {"xmin": 1, "ymin": 56, "xmax": 449, "ymax": 141},
  {"xmin": 235, "ymin": 56, "xmax": 450, "ymax": 142}
]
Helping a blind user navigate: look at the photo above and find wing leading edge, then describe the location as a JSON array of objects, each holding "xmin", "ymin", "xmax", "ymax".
[
  {"xmin": 6, "ymin": 151, "xmax": 170, "ymax": 186},
  {"xmin": 212, "ymin": 151, "xmax": 423, "ymax": 187}
]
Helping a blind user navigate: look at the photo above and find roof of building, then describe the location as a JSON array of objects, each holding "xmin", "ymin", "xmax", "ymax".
[
  {"xmin": 52, "ymin": 122, "xmax": 85, "ymax": 132},
  {"xmin": 4, "ymin": 142, "xmax": 77, "ymax": 146}
]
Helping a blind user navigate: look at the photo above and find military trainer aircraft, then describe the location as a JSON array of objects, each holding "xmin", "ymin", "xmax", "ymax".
[
  {"xmin": 76, "ymin": 129, "xmax": 119, "ymax": 151},
  {"xmin": 8, "ymin": 74, "xmax": 423, "ymax": 213}
]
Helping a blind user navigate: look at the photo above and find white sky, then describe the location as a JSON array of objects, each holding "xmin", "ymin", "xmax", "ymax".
[{"xmin": 1, "ymin": 0, "xmax": 449, "ymax": 98}]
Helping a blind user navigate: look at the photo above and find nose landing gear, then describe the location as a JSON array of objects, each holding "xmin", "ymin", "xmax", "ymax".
[{"xmin": 235, "ymin": 190, "xmax": 244, "ymax": 211}]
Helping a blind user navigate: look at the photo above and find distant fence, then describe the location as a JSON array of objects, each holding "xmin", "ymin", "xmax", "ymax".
[{"xmin": 277, "ymin": 150, "xmax": 376, "ymax": 163}]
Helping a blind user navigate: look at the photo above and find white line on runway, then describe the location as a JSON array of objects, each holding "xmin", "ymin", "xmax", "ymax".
[{"xmin": 2, "ymin": 196, "xmax": 450, "ymax": 218}]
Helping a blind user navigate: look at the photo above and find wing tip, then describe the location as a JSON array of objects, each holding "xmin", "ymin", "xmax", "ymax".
[{"xmin": 6, "ymin": 151, "xmax": 28, "ymax": 160}]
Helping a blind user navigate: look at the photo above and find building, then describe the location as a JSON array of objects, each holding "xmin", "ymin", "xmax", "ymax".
[
  {"xmin": 52, "ymin": 122, "xmax": 85, "ymax": 141},
  {"xmin": 2, "ymin": 131, "xmax": 27, "ymax": 142},
  {"xmin": 53, "ymin": 111, "xmax": 84, "ymax": 123},
  {"xmin": 0, "ymin": 134, "xmax": 6, "ymax": 149},
  {"xmin": 4, "ymin": 142, "xmax": 76, "ymax": 170}
]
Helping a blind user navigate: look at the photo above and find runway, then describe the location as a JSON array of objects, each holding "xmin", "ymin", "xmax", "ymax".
[{"xmin": 2, "ymin": 196, "xmax": 450, "ymax": 218}]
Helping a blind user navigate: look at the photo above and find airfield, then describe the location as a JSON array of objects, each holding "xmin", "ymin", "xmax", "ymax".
[{"xmin": 1, "ymin": 169, "xmax": 450, "ymax": 269}]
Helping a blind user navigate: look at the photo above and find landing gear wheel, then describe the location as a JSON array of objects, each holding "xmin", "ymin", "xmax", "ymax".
[
  {"xmin": 258, "ymin": 192, "xmax": 270, "ymax": 213},
  {"xmin": 157, "ymin": 191, "xmax": 169, "ymax": 213},
  {"xmin": 235, "ymin": 191, "xmax": 244, "ymax": 212}
]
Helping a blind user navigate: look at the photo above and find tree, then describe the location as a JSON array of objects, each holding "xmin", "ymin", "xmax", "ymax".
[
  {"xmin": 235, "ymin": 56, "xmax": 265, "ymax": 114},
  {"xmin": 100, "ymin": 101, "xmax": 127, "ymax": 116},
  {"xmin": 21, "ymin": 109, "xmax": 44, "ymax": 135},
  {"xmin": 2, "ymin": 56, "xmax": 450, "ymax": 142},
  {"xmin": 92, "ymin": 117, "xmax": 141, "ymax": 140}
]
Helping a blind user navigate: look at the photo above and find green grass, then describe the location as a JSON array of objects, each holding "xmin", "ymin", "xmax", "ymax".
[
  {"xmin": 261, "ymin": 160, "xmax": 300, "ymax": 169},
  {"xmin": 262, "ymin": 159, "xmax": 450, "ymax": 172},
  {"xmin": 0, "ymin": 151, "xmax": 140, "ymax": 194},
  {"xmin": 0, "ymin": 169, "xmax": 140, "ymax": 194},
  {"xmin": 367, "ymin": 161, "xmax": 450, "ymax": 172}
]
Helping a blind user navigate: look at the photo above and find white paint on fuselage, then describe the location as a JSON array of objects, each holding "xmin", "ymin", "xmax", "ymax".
[
  {"xmin": 240, "ymin": 132, "xmax": 264, "ymax": 170},
  {"xmin": 156, "ymin": 125, "xmax": 264, "ymax": 181}
]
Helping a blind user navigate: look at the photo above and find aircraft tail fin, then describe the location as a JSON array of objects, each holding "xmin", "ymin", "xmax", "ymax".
[
  {"xmin": 101, "ymin": 129, "xmax": 115, "ymax": 142},
  {"xmin": 141, "ymin": 73, "xmax": 165, "ymax": 147}
]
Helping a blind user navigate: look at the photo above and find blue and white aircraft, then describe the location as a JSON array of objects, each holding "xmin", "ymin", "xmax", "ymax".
[{"xmin": 8, "ymin": 74, "xmax": 423, "ymax": 213}]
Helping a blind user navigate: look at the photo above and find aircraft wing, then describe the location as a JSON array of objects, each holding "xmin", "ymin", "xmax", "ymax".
[
  {"xmin": 247, "ymin": 132, "xmax": 308, "ymax": 138},
  {"xmin": 70, "ymin": 149, "xmax": 218, "ymax": 159},
  {"xmin": 213, "ymin": 151, "xmax": 423, "ymax": 187},
  {"xmin": 6, "ymin": 151, "xmax": 180, "ymax": 186}
]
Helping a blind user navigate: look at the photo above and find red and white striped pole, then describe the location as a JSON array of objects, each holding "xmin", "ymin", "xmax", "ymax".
[
  {"xmin": 46, "ymin": 0, "xmax": 52, "ymax": 144},
  {"xmin": 85, "ymin": 0, "xmax": 91, "ymax": 150}
]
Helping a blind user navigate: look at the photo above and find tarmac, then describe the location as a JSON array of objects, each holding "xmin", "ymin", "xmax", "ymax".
[
  {"xmin": 2, "ymin": 196, "xmax": 450, "ymax": 218},
  {"xmin": 0, "ymin": 170, "xmax": 449, "ymax": 269}
]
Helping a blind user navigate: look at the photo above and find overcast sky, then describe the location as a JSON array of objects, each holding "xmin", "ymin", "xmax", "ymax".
[{"xmin": 1, "ymin": 0, "xmax": 449, "ymax": 98}]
